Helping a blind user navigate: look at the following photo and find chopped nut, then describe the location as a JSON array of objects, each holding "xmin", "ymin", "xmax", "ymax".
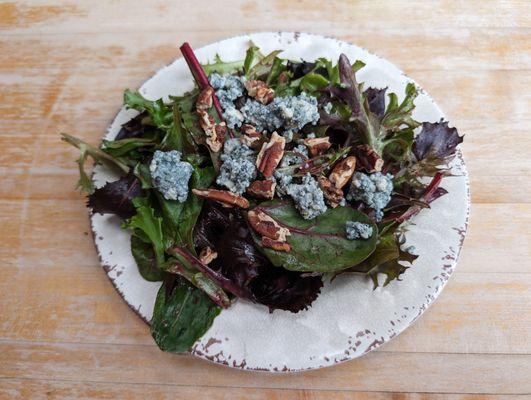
[
  {"xmin": 244, "ymin": 80, "xmax": 275, "ymax": 105},
  {"xmin": 246, "ymin": 179, "xmax": 276, "ymax": 199},
  {"xmin": 240, "ymin": 124, "xmax": 264, "ymax": 149},
  {"xmin": 199, "ymin": 246, "xmax": 218, "ymax": 264},
  {"xmin": 304, "ymin": 136, "xmax": 332, "ymax": 157},
  {"xmin": 262, "ymin": 237, "xmax": 291, "ymax": 252},
  {"xmin": 192, "ymin": 188, "xmax": 249, "ymax": 209},
  {"xmin": 196, "ymin": 86, "xmax": 214, "ymax": 110},
  {"xmin": 197, "ymin": 109, "xmax": 225, "ymax": 152},
  {"xmin": 329, "ymin": 156, "xmax": 357, "ymax": 189},
  {"xmin": 354, "ymin": 145, "xmax": 384, "ymax": 173},
  {"xmin": 317, "ymin": 176, "xmax": 344, "ymax": 208},
  {"xmin": 248, "ymin": 209, "xmax": 290, "ymax": 242},
  {"xmin": 256, "ymin": 132, "xmax": 285, "ymax": 178}
]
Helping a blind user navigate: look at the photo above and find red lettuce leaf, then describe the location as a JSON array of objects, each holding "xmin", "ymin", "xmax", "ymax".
[
  {"xmin": 364, "ymin": 87, "xmax": 387, "ymax": 118},
  {"xmin": 87, "ymin": 173, "xmax": 142, "ymax": 219},
  {"xmin": 193, "ymin": 202, "xmax": 323, "ymax": 313},
  {"xmin": 413, "ymin": 121, "xmax": 463, "ymax": 161}
]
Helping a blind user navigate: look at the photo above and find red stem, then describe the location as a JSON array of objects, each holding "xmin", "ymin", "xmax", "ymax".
[
  {"xmin": 396, "ymin": 172, "xmax": 444, "ymax": 223},
  {"xmin": 169, "ymin": 246, "xmax": 248, "ymax": 299},
  {"xmin": 180, "ymin": 42, "xmax": 232, "ymax": 138}
]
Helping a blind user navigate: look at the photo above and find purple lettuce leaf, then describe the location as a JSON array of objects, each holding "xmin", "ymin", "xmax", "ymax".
[
  {"xmin": 193, "ymin": 202, "xmax": 323, "ymax": 313},
  {"xmin": 87, "ymin": 173, "xmax": 142, "ymax": 219},
  {"xmin": 413, "ymin": 121, "xmax": 463, "ymax": 161},
  {"xmin": 364, "ymin": 87, "xmax": 387, "ymax": 118}
]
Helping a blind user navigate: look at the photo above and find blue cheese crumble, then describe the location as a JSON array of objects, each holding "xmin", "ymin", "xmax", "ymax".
[
  {"xmin": 346, "ymin": 221, "xmax": 373, "ymax": 240},
  {"xmin": 286, "ymin": 173, "xmax": 327, "ymax": 220},
  {"xmin": 149, "ymin": 150, "xmax": 193, "ymax": 202},
  {"xmin": 347, "ymin": 172, "xmax": 394, "ymax": 221},
  {"xmin": 280, "ymin": 144, "xmax": 308, "ymax": 168},
  {"xmin": 323, "ymin": 102, "xmax": 333, "ymax": 114},
  {"xmin": 209, "ymin": 73, "xmax": 246, "ymax": 109},
  {"xmin": 239, "ymin": 93, "xmax": 320, "ymax": 135},
  {"xmin": 273, "ymin": 170, "xmax": 293, "ymax": 197},
  {"xmin": 216, "ymin": 138, "xmax": 257, "ymax": 194}
]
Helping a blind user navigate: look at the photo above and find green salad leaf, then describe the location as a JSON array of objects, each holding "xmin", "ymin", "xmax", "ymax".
[
  {"xmin": 60, "ymin": 133, "xmax": 129, "ymax": 194},
  {"xmin": 251, "ymin": 201, "xmax": 378, "ymax": 273},
  {"xmin": 346, "ymin": 225, "xmax": 418, "ymax": 288},
  {"xmin": 130, "ymin": 235, "xmax": 165, "ymax": 282},
  {"xmin": 125, "ymin": 197, "xmax": 165, "ymax": 268},
  {"xmin": 151, "ymin": 276, "xmax": 221, "ymax": 353}
]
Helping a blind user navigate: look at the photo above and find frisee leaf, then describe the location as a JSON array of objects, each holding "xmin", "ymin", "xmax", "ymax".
[{"xmin": 251, "ymin": 201, "xmax": 378, "ymax": 273}]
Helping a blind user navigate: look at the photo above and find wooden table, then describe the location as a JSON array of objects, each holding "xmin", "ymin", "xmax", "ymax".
[{"xmin": 1, "ymin": 1, "xmax": 530, "ymax": 398}]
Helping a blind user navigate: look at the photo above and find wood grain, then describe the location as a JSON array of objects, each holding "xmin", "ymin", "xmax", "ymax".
[{"xmin": 0, "ymin": 0, "xmax": 530, "ymax": 398}]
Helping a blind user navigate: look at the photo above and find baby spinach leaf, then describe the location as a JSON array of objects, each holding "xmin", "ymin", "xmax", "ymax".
[
  {"xmin": 252, "ymin": 201, "xmax": 378, "ymax": 273},
  {"xmin": 151, "ymin": 276, "xmax": 221, "ymax": 353},
  {"xmin": 131, "ymin": 235, "xmax": 165, "ymax": 282}
]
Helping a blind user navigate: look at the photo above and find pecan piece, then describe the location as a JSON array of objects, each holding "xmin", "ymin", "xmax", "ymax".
[
  {"xmin": 244, "ymin": 80, "xmax": 275, "ymax": 105},
  {"xmin": 246, "ymin": 179, "xmax": 276, "ymax": 199},
  {"xmin": 240, "ymin": 124, "xmax": 264, "ymax": 149},
  {"xmin": 192, "ymin": 188, "xmax": 249, "ymax": 209},
  {"xmin": 304, "ymin": 136, "xmax": 332, "ymax": 157},
  {"xmin": 199, "ymin": 246, "xmax": 218, "ymax": 265},
  {"xmin": 329, "ymin": 156, "xmax": 356, "ymax": 189},
  {"xmin": 262, "ymin": 237, "xmax": 291, "ymax": 252},
  {"xmin": 256, "ymin": 132, "xmax": 285, "ymax": 178},
  {"xmin": 197, "ymin": 109, "xmax": 225, "ymax": 152},
  {"xmin": 354, "ymin": 144, "xmax": 383, "ymax": 172},
  {"xmin": 247, "ymin": 209, "xmax": 290, "ymax": 242},
  {"xmin": 196, "ymin": 86, "xmax": 214, "ymax": 110},
  {"xmin": 317, "ymin": 176, "xmax": 344, "ymax": 208}
]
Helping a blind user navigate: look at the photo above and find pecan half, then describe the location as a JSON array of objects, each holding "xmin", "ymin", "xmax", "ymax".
[
  {"xmin": 196, "ymin": 86, "xmax": 214, "ymax": 110},
  {"xmin": 256, "ymin": 132, "xmax": 285, "ymax": 177},
  {"xmin": 240, "ymin": 124, "xmax": 264, "ymax": 149},
  {"xmin": 318, "ymin": 176, "xmax": 344, "ymax": 208},
  {"xmin": 329, "ymin": 156, "xmax": 356, "ymax": 189},
  {"xmin": 247, "ymin": 209, "xmax": 290, "ymax": 242},
  {"xmin": 354, "ymin": 144, "xmax": 383, "ymax": 172},
  {"xmin": 262, "ymin": 237, "xmax": 291, "ymax": 252},
  {"xmin": 304, "ymin": 137, "xmax": 332, "ymax": 157},
  {"xmin": 246, "ymin": 179, "xmax": 276, "ymax": 199},
  {"xmin": 197, "ymin": 109, "xmax": 225, "ymax": 152},
  {"xmin": 199, "ymin": 246, "xmax": 218, "ymax": 265},
  {"xmin": 244, "ymin": 80, "xmax": 275, "ymax": 105},
  {"xmin": 192, "ymin": 188, "xmax": 249, "ymax": 209}
]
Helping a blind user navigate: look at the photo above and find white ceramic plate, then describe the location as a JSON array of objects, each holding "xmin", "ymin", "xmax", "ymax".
[{"xmin": 92, "ymin": 32, "xmax": 470, "ymax": 372}]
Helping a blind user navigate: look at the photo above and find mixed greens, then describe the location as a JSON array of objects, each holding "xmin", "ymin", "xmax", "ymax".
[{"xmin": 62, "ymin": 43, "xmax": 463, "ymax": 354}]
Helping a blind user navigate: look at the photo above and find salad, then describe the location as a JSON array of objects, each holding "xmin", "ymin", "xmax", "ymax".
[{"xmin": 62, "ymin": 42, "xmax": 463, "ymax": 354}]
